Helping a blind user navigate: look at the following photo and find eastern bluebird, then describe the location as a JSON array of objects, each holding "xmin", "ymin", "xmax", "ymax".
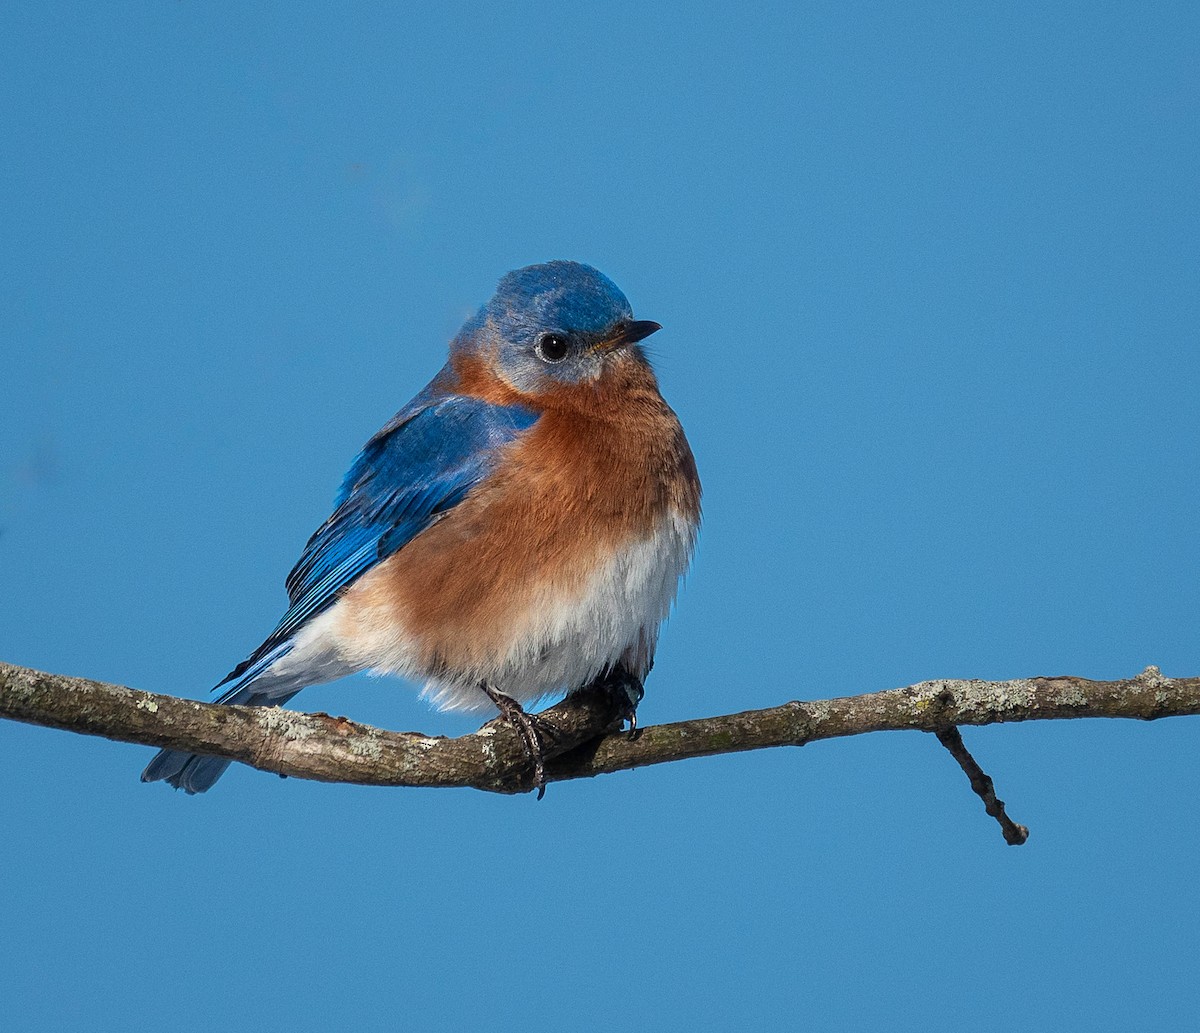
[{"xmin": 142, "ymin": 261, "xmax": 701, "ymax": 793}]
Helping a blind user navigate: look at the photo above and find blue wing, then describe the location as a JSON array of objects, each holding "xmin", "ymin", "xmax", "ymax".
[{"xmin": 215, "ymin": 380, "xmax": 539, "ymax": 695}]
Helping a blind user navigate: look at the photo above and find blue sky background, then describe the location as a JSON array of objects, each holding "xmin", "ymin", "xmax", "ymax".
[{"xmin": 2, "ymin": 3, "xmax": 1198, "ymax": 1030}]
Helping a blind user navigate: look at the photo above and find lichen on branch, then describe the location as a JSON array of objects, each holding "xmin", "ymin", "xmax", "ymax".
[{"xmin": 2, "ymin": 660, "xmax": 1196, "ymax": 841}]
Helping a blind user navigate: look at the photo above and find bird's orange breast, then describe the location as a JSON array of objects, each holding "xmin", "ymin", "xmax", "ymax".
[{"xmin": 335, "ymin": 350, "xmax": 700, "ymax": 681}]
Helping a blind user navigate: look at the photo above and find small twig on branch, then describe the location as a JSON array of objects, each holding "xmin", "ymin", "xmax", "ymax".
[
  {"xmin": 1, "ymin": 662, "xmax": 1197, "ymax": 839},
  {"xmin": 933, "ymin": 725, "xmax": 1029, "ymax": 845}
]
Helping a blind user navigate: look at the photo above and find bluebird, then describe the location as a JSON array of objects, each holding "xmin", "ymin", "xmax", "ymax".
[{"xmin": 142, "ymin": 261, "xmax": 701, "ymax": 794}]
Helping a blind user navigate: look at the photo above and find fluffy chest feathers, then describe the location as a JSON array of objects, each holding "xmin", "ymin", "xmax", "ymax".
[{"xmin": 334, "ymin": 372, "xmax": 701, "ymax": 710}]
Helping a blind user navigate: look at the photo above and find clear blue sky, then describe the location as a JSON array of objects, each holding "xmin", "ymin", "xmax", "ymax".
[{"xmin": 2, "ymin": 3, "xmax": 1197, "ymax": 1030}]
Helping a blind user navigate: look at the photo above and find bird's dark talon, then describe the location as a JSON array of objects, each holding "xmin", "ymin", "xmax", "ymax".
[
  {"xmin": 593, "ymin": 663, "xmax": 644, "ymax": 737},
  {"xmin": 626, "ymin": 700, "xmax": 643, "ymax": 740},
  {"xmin": 480, "ymin": 684, "xmax": 548, "ymax": 796}
]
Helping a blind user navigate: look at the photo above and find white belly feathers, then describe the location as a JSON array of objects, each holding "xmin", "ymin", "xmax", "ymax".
[{"xmin": 279, "ymin": 507, "xmax": 697, "ymax": 712}]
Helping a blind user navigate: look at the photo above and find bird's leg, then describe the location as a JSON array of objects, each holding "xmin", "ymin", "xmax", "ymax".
[
  {"xmin": 480, "ymin": 684, "xmax": 548, "ymax": 798},
  {"xmin": 591, "ymin": 663, "xmax": 645, "ymax": 738}
]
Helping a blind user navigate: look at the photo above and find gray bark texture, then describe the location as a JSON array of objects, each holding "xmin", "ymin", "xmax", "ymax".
[{"xmin": 2, "ymin": 660, "xmax": 1195, "ymax": 809}]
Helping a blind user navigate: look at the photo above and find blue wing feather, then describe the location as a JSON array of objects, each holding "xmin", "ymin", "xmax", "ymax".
[{"xmin": 215, "ymin": 380, "xmax": 538, "ymax": 693}]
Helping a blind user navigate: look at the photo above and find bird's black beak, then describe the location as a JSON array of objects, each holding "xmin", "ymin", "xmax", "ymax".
[
  {"xmin": 619, "ymin": 319, "xmax": 662, "ymax": 344},
  {"xmin": 598, "ymin": 319, "xmax": 662, "ymax": 353}
]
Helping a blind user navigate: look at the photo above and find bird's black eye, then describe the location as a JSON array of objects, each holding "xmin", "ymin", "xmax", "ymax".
[{"xmin": 535, "ymin": 333, "xmax": 570, "ymax": 363}]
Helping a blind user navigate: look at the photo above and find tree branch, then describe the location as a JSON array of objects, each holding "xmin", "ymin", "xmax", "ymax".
[
  {"xmin": 2, "ymin": 660, "xmax": 1196, "ymax": 815},
  {"xmin": 933, "ymin": 725, "xmax": 1029, "ymax": 845}
]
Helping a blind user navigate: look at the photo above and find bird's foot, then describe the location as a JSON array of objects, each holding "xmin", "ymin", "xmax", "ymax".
[
  {"xmin": 594, "ymin": 665, "xmax": 645, "ymax": 739},
  {"xmin": 481, "ymin": 684, "xmax": 548, "ymax": 799}
]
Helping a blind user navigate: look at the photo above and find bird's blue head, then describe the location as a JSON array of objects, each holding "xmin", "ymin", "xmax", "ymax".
[{"xmin": 452, "ymin": 261, "xmax": 661, "ymax": 393}]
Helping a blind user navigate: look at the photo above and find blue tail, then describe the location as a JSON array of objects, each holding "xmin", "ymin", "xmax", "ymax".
[
  {"xmin": 140, "ymin": 686, "xmax": 301, "ymax": 793},
  {"xmin": 141, "ymin": 643, "xmax": 301, "ymax": 794}
]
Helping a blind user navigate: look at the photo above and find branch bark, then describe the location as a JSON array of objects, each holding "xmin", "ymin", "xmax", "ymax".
[{"xmin": 2, "ymin": 660, "xmax": 1196, "ymax": 801}]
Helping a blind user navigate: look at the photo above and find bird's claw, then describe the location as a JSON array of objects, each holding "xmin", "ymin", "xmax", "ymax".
[
  {"xmin": 596, "ymin": 665, "xmax": 644, "ymax": 740},
  {"xmin": 481, "ymin": 685, "xmax": 548, "ymax": 798}
]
